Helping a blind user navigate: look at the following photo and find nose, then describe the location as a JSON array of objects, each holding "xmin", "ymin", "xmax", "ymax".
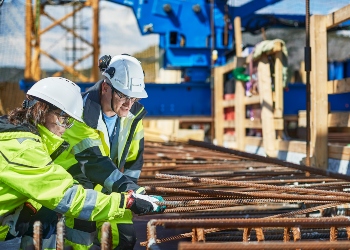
[{"xmin": 123, "ymin": 98, "xmax": 132, "ymax": 105}]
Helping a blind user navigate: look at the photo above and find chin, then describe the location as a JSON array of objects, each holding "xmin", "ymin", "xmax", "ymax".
[{"xmin": 118, "ymin": 111, "xmax": 128, "ymax": 117}]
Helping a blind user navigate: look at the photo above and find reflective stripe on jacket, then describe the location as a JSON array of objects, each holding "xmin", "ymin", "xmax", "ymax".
[
  {"xmin": 0, "ymin": 118, "xmax": 127, "ymax": 240},
  {"xmin": 55, "ymin": 80, "xmax": 147, "ymax": 193}
]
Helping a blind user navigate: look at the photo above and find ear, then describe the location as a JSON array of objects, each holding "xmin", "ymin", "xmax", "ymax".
[{"xmin": 101, "ymin": 81, "xmax": 110, "ymax": 93}]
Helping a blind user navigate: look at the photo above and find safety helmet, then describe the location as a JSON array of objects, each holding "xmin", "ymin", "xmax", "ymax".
[
  {"xmin": 102, "ymin": 54, "xmax": 148, "ymax": 98},
  {"xmin": 27, "ymin": 77, "xmax": 84, "ymax": 122}
]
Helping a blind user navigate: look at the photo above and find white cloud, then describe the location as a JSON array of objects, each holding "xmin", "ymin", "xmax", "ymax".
[{"xmin": 99, "ymin": 2, "xmax": 158, "ymax": 57}]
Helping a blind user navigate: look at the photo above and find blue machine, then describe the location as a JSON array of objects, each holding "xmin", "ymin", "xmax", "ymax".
[{"xmin": 106, "ymin": 0, "xmax": 304, "ymax": 83}]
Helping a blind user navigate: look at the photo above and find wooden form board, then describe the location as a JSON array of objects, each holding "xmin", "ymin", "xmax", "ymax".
[
  {"xmin": 0, "ymin": 82, "xmax": 26, "ymax": 115},
  {"xmin": 214, "ymin": 7, "xmax": 350, "ymax": 167},
  {"xmin": 309, "ymin": 3, "xmax": 350, "ymax": 169},
  {"xmin": 258, "ymin": 54, "xmax": 277, "ymax": 157},
  {"xmin": 143, "ymin": 119, "xmax": 205, "ymax": 143},
  {"xmin": 299, "ymin": 111, "xmax": 350, "ymax": 128},
  {"xmin": 214, "ymin": 16, "xmax": 285, "ymax": 155},
  {"xmin": 245, "ymin": 136, "xmax": 349, "ymax": 161},
  {"xmin": 234, "ymin": 17, "xmax": 246, "ymax": 151}
]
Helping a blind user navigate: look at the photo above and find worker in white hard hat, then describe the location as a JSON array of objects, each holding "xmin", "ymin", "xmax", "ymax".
[
  {"xmin": 0, "ymin": 77, "xmax": 161, "ymax": 250},
  {"xmin": 44, "ymin": 55, "xmax": 165, "ymax": 249}
]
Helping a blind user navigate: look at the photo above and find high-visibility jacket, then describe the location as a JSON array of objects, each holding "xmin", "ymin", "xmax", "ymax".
[
  {"xmin": 54, "ymin": 80, "xmax": 147, "ymax": 249},
  {"xmin": 55, "ymin": 80, "xmax": 147, "ymax": 193},
  {"xmin": 0, "ymin": 117, "xmax": 128, "ymax": 241}
]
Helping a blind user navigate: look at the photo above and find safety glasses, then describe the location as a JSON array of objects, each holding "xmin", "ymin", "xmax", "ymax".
[
  {"xmin": 114, "ymin": 90, "xmax": 140, "ymax": 103},
  {"xmin": 105, "ymin": 81, "xmax": 140, "ymax": 103},
  {"xmin": 51, "ymin": 111, "xmax": 74, "ymax": 129}
]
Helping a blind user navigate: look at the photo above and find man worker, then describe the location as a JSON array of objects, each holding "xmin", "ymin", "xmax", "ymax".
[{"xmin": 54, "ymin": 54, "xmax": 161, "ymax": 249}]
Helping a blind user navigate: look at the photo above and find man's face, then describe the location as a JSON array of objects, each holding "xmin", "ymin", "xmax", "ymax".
[
  {"xmin": 111, "ymin": 89, "xmax": 135, "ymax": 117},
  {"xmin": 101, "ymin": 81, "xmax": 137, "ymax": 117}
]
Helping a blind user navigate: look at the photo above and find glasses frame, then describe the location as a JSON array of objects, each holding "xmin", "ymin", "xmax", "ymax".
[
  {"xmin": 51, "ymin": 111, "xmax": 74, "ymax": 129},
  {"xmin": 105, "ymin": 82, "xmax": 140, "ymax": 103}
]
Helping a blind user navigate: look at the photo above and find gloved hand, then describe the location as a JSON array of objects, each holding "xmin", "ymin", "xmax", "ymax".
[
  {"xmin": 126, "ymin": 192, "xmax": 165, "ymax": 214},
  {"xmin": 149, "ymin": 195, "xmax": 166, "ymax": 212}
]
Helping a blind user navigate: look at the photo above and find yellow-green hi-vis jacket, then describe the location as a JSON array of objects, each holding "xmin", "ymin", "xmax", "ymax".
[
  {"xmin": 52, "ymin": 80, "xmax": 147, "ymax": 249},
  {"xmin": 55, "ymin": 80, "xmax": 147, "ymax": 194},
  {"xmin": 0, "ymin": 118, "xmax": 128, "ymax": 241}
]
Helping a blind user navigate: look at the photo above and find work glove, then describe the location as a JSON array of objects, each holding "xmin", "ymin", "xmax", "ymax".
[
  {"xmin": 149, "ymin": 195, "xmax": 166, "ymax": 212},
  {"xmin": 126, "ymin": 192, "xmax": 165, "ymax": 214}
]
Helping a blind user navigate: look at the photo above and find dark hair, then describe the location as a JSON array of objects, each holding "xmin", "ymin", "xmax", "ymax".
[{"xmin": 8, "ymin": 97, "xmax": 51, "ymax": 127}]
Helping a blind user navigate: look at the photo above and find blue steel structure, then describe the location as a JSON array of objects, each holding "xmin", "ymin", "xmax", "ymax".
[
  {"xmin": 106, "ymin": 0, "xmax": 304, "ymax": 83},
  {"xmin": 20, "ymin": 0, "xmax": 350, "ymax": 116}
]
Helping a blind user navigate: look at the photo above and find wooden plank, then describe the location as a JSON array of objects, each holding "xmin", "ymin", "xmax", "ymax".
[
  {"xmin": 258, "ymin": 55, "xmax": 277, "ymax": 157},
  {"xmin": 245, "ymin": 136, "xmax": 264, "ymax": 147},
  {"xmin": 328, "ymin": 144, "xmax": 350, "ymax": 160},
  {"xmin": 329, "ymin": 78, "xmax": 350, "ymax": 94},
  {"xmin": 223, "ymin": 99, "xmax": 235, "ymax": 108},
  {"xmin": 301, "ymin": 111, "xmax": 350, "ymax": 128},
  {"xmin": 214, "ymin": 66, "xmax": 224, "ymax": 146},
  {"xmin": 234, "ymin": 17, "xmax": 246, "ymax": 151},
  {"xmin": 144, "ymin": 116, "xmax": 212, "ymax": 122},
  {"xmin": 328, "ymin": 112, "xmax": 350, "ymax": 127},
  {"xmin": 219, "ymin": 60, "xmax": 236, "ymax": 75},
  {"xmin": 326, "ymin": 4, "xmax": 350, "ymax": 29},
  {"xmin": 327, "ymin": 79, "xmax": 335, "ymax": 94},
  {"xmin": 0, "ymin": 82, "xmax": 26, "ymax": 115},
  {"xmin": 299, "ymin": 61, "xmax": 306, "ymax": 83},
  {"xmin": 223, "ymin": 120, "xmax": 235, "ymax": 128},
  {"xmin": 235, "ymin": 80, "xmax": 246, "ymax": 150},
  {"xmin": 274, "ymin": 48, "xmax": 283, "ymax": 118},
  {"xmin": 278, "ymin": 140, "xmax": 307, "ymax": 154},
  {"xmin": 223, "ymin": 95, "xmax": 261, "ymax": 107},
  {"xmin": 245, "ymin": 137, "xmax": 349, "ymax": 161},
  {"xmin": 244, "ymin": 119, "xmax": 282, "ymax": 130},
  {"xmin": 310, "ymin": 15, "xmax": 328, "ymax": 169},
  {"xmin": 224, "ymin": 119, "xmax": 283, "ymax": 130},
  {"xmin": 244, "ymin": 95, "xmax": 260, "ymax": 105},
  {"xmin": 234, "ymin": 17, "xmax": 243, "ymax": 57}
]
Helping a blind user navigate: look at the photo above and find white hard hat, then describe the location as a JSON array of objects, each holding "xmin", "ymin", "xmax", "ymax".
[
  {"xmin": 102, "ymin": 54, "xmax": 148, "ymax": 98},
  {"xmin": 27, "ymin": 77, "xmax": 84, "ymax": 122}
]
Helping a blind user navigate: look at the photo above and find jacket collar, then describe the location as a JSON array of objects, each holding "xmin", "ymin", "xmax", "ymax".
[{"xmin": 37, "ymin": 124, "xmax": 65, "ymax": 156}]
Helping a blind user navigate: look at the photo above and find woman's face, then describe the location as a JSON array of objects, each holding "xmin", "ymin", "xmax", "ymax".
[{"xmin": 44, "ymin": 109, "xmax": 72, "ymax": 137}]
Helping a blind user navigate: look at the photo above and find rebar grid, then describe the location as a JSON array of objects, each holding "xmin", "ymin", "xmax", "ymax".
[
  {"xmin": 139, "ymin": 141, "xmax": 350, "ymax": 249},
  {"xmin": 145, "ymin": 217, "xmax": 350, "ymax": 249},
  {"xmin": 14, "ymin": 141, "xmax": 350, "ymax": 250},
  {"xmin": 177, "ymin": 241, "xmax": 350, "ymax": 250}
]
